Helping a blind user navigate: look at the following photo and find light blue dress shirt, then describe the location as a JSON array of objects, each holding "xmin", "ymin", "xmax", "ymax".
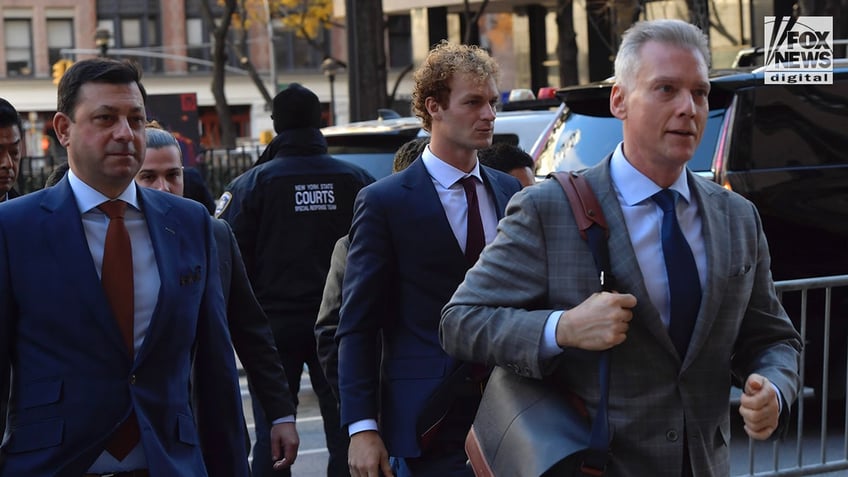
[{"xmin": 541, "ymin": 144, "xmax": 706, "ymax": 357}]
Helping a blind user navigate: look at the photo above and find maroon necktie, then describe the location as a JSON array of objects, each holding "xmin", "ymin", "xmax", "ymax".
[
  {"xmin": 98, "ymin": 200, "xmax": 140, "ymax": 460},
  {"xmin": 460, "ymin": 176, "xmax": 485, "ymax": 264}
]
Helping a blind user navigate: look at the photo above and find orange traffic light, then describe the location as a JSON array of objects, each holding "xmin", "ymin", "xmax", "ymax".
[{"xmin": 52, "ymin": 59, "xmax": 72, "ymax": 85}]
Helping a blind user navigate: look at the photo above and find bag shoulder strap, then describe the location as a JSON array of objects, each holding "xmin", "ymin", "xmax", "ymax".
[
  {"xmin": 549, "ymin": 171, "xmax": 613, "ymax": 476},
  {"xmin": 549, "ymin": 171, "xmax": 615, "ymax": 292},
  {"xmin": 550, "ymin": 171, "xmax": 609, "ymax": 240}
]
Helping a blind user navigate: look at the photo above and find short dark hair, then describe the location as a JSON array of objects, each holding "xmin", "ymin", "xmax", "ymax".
[
  {"xmin": 57, "ymin": 58, "xmax": 147, "ymax": 119},
  {"xmin": 0, "ymin": 97, "xmax": 23, "ymax": 135},
  {"xmin": 478, "ymin": 142, "xmax": 533, "ymax": 173},
  {"xmin": 393, "ymin": 137, "xmax": 429, "ymax": 173},
  {"xmin": 44, "ymin": 161, "xmax": 70, "ymax": 188}
]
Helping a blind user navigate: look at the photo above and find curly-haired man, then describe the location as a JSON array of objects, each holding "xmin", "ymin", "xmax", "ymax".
[{"xmin": 336, "ymin": 41, "xmax": 522, "ymax": 477}]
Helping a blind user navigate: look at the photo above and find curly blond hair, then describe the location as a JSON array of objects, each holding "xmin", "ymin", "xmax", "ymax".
[{"xmin": 412, "ymin": 40, "xmax": 500, "ymax": 131}]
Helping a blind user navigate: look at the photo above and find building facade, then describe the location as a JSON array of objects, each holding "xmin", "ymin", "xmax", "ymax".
[{"xmin": 2, "ymin": 0, "xmax": 766, "ymax": 156}]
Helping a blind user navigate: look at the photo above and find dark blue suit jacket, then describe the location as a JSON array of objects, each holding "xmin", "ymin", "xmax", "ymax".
[
  {"xmin": 336, "ymin": 159, "xmax": 520, "ymax": 457},
  {"xmin": 0, "ymin": 178, "xmax": 248, "ymax": 476}
]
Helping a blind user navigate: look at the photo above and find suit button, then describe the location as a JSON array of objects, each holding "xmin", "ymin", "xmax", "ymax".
[
  {"xmin": 666, "ymin": 429, "xmax": 679, "ymax": 442},
  {"xmin": 130, "ymin": 374, "xmax": 137, "ymax": 385}
]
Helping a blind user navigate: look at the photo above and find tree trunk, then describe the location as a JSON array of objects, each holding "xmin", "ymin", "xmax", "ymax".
[
  {"xmin": 462, "ymin": 0, "xmax": 490, "ymax": 46},
  {"xmin": 347, "ymin": 0, "xmax": 388, "ymax": 122},
  {"xmin": 556, "ymin": 0, "xmax": 579, "ymax": 86},
  {"xmin": 200, "ymin": 0, "xmax": 238, "ymax": 148},
  {"xmin": 235, "ymin": 16, "xmax": 272, "ymax": 110},
  {"xmin": 686, "ymin": 0, "xmax": 710, "ymax": 39}
]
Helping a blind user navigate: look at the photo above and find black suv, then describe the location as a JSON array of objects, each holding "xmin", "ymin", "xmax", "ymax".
[{"xmin": 533, "ymin": 64, "xmax": 848, "ymax": 398}]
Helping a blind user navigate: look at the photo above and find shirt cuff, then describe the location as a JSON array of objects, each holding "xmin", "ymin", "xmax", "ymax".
[
  {"xmin": 539, "ymin": 310, "xmax": 564, "ymax": 361},
  {"xmin": 272, "ymin": 415, "xmax": 295, "ymax": 425},
  {"xmin": 348, "ymin": 419, "xmax": 379, "ymax": 437},
  {"xmin": 772, "ymin": 383, "xmax": 783, "ymax": 413}
]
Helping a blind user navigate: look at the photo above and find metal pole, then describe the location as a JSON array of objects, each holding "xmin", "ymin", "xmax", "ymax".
[
  {"xmin": 345, "ymin": 0, "xmax": 360, "ymax": 122},
  {"xmin": 329, "ymin": 73, "xmax": 336, "ymax": 126}
]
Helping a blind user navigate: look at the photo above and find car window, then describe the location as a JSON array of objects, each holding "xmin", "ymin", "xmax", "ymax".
[
  {"xmin": 535, "ymin": 108, "xmax": 723, "ymax": 176},
  {"xmin": 743, "ymin": 81, "xmax": 848, "ymax": 170},
  {"xmin": 327, "ymin": 133, "xmax": 420, "ymax": 179}
]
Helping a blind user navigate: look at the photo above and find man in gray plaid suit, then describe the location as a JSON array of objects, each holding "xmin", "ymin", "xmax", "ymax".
[{"xmin": 440, "ymin": 19, "xmax": 801, "ymax": 477}]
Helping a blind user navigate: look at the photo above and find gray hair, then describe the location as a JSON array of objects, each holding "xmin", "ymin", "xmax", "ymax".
[
  {"xmin": 146, "ymin": 126, "xmax": 180, "ymax": 153},
  {"xmin": 614, "ymin": 19, "xmax": 710, "ymax": 91}
]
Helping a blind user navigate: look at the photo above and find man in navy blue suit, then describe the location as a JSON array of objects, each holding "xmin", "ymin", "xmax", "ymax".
[
  {"xmin": 336, "ymin": 41, "xmax": 521, "ymax": 477},
  {"xmin": 0, "ymin": 58, "xmax": 248, "ymax": 476}
]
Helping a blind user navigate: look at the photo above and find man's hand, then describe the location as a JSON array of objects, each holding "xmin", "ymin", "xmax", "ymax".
[
  {"xmin": 270, "ymin": 422, "xmax": 299, "ymax": 471},
  {"xmin": 739, "ymin": 373, "xmax": 780, "ymax": 440},
  {"xmin": 348, "ymin": 430, "xmax": 394, "ymax": 477},
  {"xmin": 556, "ymin": 292, "xmax": 637, "ymax": 350}
]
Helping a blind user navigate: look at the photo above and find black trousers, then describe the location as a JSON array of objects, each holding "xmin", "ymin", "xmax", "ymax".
[{"xmin": 250, "ymin": 322, "xmax": 350, "ymax": 477}]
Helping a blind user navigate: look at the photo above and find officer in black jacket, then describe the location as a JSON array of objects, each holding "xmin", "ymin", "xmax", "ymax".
[{"xmin": 217, "ymin": 83, "xmax": 374, "ymax": 477}]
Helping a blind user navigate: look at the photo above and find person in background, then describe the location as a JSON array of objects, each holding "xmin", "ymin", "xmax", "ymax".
[
  {"xmin": 336, "ymin": 41, "xmax": 520, "ymax": 477},
  {"xmin": 137, "ymin": 124, "xmax": 300, "ymax": 471},
  {"xmin": 0, "ymin": 57, "xmax": 248, "ymax": 476},
  {"xmin": 0, "ymin": 97, "xmax": 24, "ymax": 443},
  {"xmin": 315, "ymin": 136, "xmax": 430, "ymax": 402},
  {"xmin": 217, "ymin": 83, "xmax": 374, "ymax": 477},
  {"xmin": 477, "ymin": 142, "xmax": 535, "ymax": 187},
  {"xmin": 183, "ymin": 166, "xmax": 216, "ymax": 214},
  {"xmin": 440, "ymin": 19, "xmax": 802, "ymax": 477},
  {"xmin": 0, "ymin": 97, "xmax": 23, "ymax": 202},
  {"xmin": 44, "ymin": 161, "xmax": 70, "ymax": 188}
]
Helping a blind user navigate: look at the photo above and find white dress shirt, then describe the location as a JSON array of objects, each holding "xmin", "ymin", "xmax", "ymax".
[
  {"xmin": 421, "ymin": 146, "xmax": 499, "ymax": 249},
  {"xmin": 69, "ymin": 170, "xmax": 160, "ymax": 472}
]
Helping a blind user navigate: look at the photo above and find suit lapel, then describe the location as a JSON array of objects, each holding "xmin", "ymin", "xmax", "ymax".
[
  {"xmin": 41, "ymin": 178, "xmax": 128, "ymax": 357},
  {"xmin": 585, "ymin": 160, "xmax": 681, "ymax": 359},
  {"xmin": 133, "ymin": 188, "xmax": 178, "ymax": 366},
  {"xmin": 401, "ymin": 160, "xmax": 467, "ymax": 263},
  {"xmin": 679, "ymin": 172, "xmax": 729, "ymax": 368}
]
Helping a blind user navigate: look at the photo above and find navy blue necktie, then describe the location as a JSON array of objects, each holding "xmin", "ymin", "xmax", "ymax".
[{"xmin": 652, "ymin": 189, "xmax": 701, "ymax": 358}]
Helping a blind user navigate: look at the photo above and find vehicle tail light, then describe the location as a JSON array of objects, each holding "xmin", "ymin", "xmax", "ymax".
[{"xmin": 537, "ymin": 87, "xmax": 557, "ymax": 99}]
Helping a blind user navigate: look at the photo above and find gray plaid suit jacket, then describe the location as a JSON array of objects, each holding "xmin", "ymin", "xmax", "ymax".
[{"xmin": 440, "ymin": 157, "xmax": 802, "ymax": 477}]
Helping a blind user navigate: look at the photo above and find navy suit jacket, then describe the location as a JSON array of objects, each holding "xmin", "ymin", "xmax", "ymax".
[
  {"xmin": 336, "ymin": 159, "xmax": 520, "ymax": 457},
  {"xmin": 0, "ymin": 178, "xmax": 248, "ymax": 476}
]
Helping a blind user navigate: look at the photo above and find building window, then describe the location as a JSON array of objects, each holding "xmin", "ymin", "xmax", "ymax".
[
  {"xmin": 387, "ymin": 14, "xmax": 412, "ymax": 69},
  {"xmin": 186, "ymin": 17, "xmax": 210, "ymax": 72},
  {"xmin": 5, "ymin": 19, "xmax": 33, "ymax": 77},
  {"xmin": 96, "ymin": 17, "xmax": 161, "ymax": 72},
  {"xmin": 275, "ymin": 29, "xmax": 326, "ymax": 72},
  {"xmin": 47, "ymin": 19, "xmax": 75, "ymax": 66}
]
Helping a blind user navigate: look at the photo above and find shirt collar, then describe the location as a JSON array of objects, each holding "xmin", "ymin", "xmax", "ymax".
[
  {"xmin": 67, "ymin": 168, "xmax": 140, "ymax": 214},
  {"xmin": 421, "ymin": 145, "xmax": 483, "ymax": 188},
  {"xmin": 610, "ymin": 143, "xmax": 692, "ymax": 206}
]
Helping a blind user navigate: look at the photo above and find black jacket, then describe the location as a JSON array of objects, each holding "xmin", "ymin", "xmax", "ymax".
[{"xmin": 217, "ymin": 128, "xmax": 375, "ymax": 328}]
